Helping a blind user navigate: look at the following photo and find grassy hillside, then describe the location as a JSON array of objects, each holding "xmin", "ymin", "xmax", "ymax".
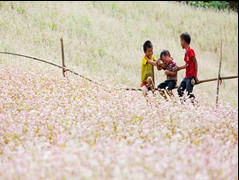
[
  {"xmin": 0, "ymin": 2, "xmax": 238, "ymax": 179},
  {"xmin": 0, "ymin": 1, "xmax": 238, "ymax": 107}
]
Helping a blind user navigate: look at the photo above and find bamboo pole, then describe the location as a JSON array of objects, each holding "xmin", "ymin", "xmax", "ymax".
[
  {"xmin": 197, "ymin": 75, "xmax": 238, "ymax": 84},
  {"xmin": 121, "ymin": 75, "xmax": 238, "ymax": 91},
  {"xmin": 0, "ymin": 51, "xmax": 105, "ymax": 87},
  {"xmin": 0, "ymin": 51, "xmax": 62, "ymax": 69},
  {"xmin": 60, "ymin": 37, "xmax": 66, "ymax": 77}
]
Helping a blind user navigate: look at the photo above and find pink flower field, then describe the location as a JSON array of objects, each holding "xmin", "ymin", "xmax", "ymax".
[{"xmin": 0, "ymin": 62, "xmax": 238, "ymax": 179}]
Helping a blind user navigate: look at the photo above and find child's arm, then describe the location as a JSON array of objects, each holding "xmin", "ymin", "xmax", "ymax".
[
  {"xmin": 146, "ymin": 59, "xmax": 165, "ymax": 71},
  {"xmin": 165, "ymin": 70, "xmax": 177, "ymax": 77},
  {"xmin": 156, "ymin": 59, "xmax": 164, "ymax": 71},
  {"xmin": 146, "ymin": 59, "xmax": 157, "ymax": 66},
  {"xmin": 192, "ymin": 56, "xmax": 199, "ymax": 83},
  {"xmin": 177, "ymin": 64, "xmax": 187, "ymax": 71},
  {"xmin": 156, "ymin": 62, "xmax": 164, "ymax": 70}
]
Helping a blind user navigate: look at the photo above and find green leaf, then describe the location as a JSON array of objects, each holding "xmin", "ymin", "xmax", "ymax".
[{"xmin": 17, "ymin": 7, "xmax": 24, "ymax": 13}]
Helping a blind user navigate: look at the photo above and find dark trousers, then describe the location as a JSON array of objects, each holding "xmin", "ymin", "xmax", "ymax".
[{"xmin": 177, "ymin": 76, "xmax": 195, "ymax": 99}]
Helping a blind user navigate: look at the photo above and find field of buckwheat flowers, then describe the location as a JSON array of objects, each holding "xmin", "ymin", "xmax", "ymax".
[
  {"xmin": 0, "ymin": 60, "xmax": 238, "ymax": 179},
  {"xmin": 0, "ymin": 1, "xmax": 238, "ymax": 179}
]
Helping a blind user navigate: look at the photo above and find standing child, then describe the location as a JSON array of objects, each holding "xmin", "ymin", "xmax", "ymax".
[
  {"xmin": 177, "ymin": 32, "xmax": 199, "ymax": 101},
  {"xmin": 141, "ymin": 40, "xmax": 158, "ymax": 96},
  {"xmin": 156, "ymin": 49, "xmax": 178, "ymax": 100}
]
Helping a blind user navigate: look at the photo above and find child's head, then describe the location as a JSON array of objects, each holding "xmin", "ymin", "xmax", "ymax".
[
  {"xmin": 143, "ymin": 40, "xmax": 153, "ymax": 59},
  {"xmin": 180, "ymin": 32, "xmax": 191, "ymax": 49},
  {"xmin": 160, "ymin": 49, "xmax": 171, "ymax": 64}
]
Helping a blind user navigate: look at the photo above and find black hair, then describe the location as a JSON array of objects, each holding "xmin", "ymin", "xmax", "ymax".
[
  {"xmin": 180, "ymin": 32, "xmax": 191, "ymax": 44},
  {"xmin": 143, "ymin": 40, "xmax": 152, "ymax": 52},
  {"xmin": 160, "ymin": 49, "xmax": 171, "ymax": 59}
]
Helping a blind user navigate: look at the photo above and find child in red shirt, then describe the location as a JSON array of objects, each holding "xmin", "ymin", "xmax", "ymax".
[{"xmin": 177, "ymin": 32, "xmax": 199, "ymax": 101}]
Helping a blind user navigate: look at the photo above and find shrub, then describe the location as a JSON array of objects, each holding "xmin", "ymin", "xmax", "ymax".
[{"xmin": 184, "ymin": 1, "xmax": 237, "ymax": 12}]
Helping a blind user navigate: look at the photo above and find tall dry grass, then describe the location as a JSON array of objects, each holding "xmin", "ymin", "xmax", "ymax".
[{"xmin": 0, "ymin": 1, "xmax": 238, "ymax": 106}]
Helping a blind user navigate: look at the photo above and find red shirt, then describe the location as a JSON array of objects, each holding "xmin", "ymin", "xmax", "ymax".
[{"xmin": 184, "ymin": 46, "xmax": 196, "ymax": 78}]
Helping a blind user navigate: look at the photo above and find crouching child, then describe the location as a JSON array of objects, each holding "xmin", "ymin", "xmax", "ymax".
[{"xmin": 156, "ymin": 49, "xmax": 178, "ymax": 100}]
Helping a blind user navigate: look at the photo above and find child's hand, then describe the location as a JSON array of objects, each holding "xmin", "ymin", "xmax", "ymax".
[
  {"xmin": 195, "ymin": 77, "xmax": 199, "ymax": 84},
  {"xmin": 156, "ymin": 58, "xmax": 161, "ymax": 62},
  {"xmin": 157, "ymin": 60, "xmax": 165, "ymax": 67},
  {"xmin": 156, "ymin": 58, "xmax": 161, "ymax": 65},
  {"xmin": 162, "ymin": 63, "xmax": 167, "ymax": 68},
  {"xmin": 156, "ymin": 59, "xmax": 162, "ymax": 66},
  {"xmin": 165, "ymin": 70, "xmax": 170, "ymax": 76}
]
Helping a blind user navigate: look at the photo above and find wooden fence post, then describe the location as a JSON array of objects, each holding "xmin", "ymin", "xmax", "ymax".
[
  {"xmin": 60, "ymin": 37, "xmax": 66, "ymax": 77},
  {"xmin": 216, "ymin": 39, "xmax": 222, "ymax": 107}
]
